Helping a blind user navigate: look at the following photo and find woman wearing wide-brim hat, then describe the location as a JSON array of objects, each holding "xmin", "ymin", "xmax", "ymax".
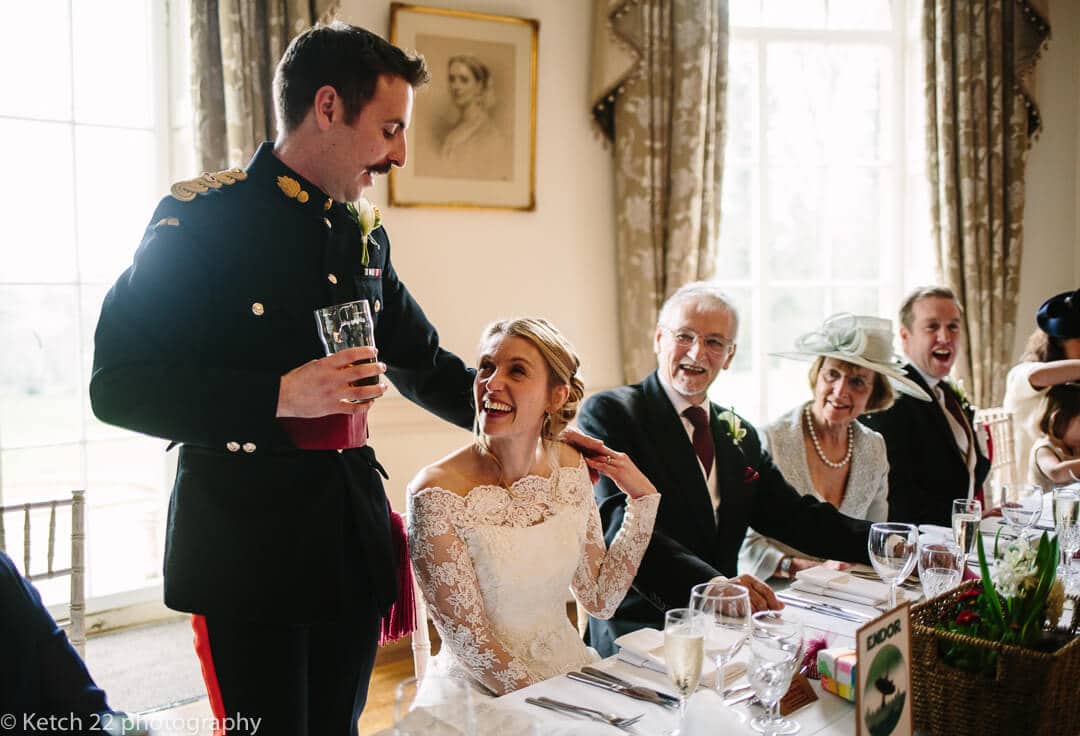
[
  {"xmin": 1003, "ymin": 289, "xmax": 1080, "ymax": 483},
  {"xmin": 739, "ymin": 314, "xmax": 931, "ymax": 581}
]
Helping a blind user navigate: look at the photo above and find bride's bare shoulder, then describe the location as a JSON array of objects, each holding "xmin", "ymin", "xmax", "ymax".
[{"xmin": 408, "ymin": 446, "xmax": 486, "ymax": 498}]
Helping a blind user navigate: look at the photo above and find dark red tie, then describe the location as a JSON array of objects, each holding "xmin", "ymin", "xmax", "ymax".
[
  {"xmin": 683, "ymin": 406, "xmax": 714, "ymax": 476},
  {"xmin": 940, "ymin": 386, "xmax": 983, "ymax": 505}
]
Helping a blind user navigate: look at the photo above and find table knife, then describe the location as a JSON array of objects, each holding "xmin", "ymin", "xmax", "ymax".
[
  {"xmin": 776, "ymin": 592, "xmax": 873, "ymax": 623},
  {"xmin": 567, "ymin": 671, "xmax": 676, "ymax": 709},
  {"xmin": 580, "ymin": 666, "xmax": 680, "ymax": 704}
]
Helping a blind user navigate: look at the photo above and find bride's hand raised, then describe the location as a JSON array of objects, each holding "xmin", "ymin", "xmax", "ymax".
[{"xmin": 584, "ymin": 450, "xmax": 658, "ymax": 499}]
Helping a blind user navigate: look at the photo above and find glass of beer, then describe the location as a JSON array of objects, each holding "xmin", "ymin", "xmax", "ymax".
[{"xmin": 314, "ymin": 299, "xmax": 377, "ymax": 397}]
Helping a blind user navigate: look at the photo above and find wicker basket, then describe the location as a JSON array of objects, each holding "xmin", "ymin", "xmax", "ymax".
[{"xmin": 909, "ymin": 580, "xmax": 1080, "ymax": 736}]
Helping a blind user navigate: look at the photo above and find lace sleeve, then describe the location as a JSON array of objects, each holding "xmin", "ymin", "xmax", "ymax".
[
  {"xmin": 570, "ymin": 477, "xmax": 660, "ymax": 620},
  {"xmin": 408, "ymin": 488, "xmax": 535, "ymax": 695}
]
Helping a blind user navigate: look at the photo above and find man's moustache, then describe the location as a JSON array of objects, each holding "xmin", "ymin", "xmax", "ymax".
[{"xmin": 368, "ymin": 162, "xmax": 392, "ymax": 175}]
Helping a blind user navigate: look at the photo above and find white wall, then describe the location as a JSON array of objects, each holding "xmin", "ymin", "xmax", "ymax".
[
  {"xmin": 338, "ymin": 0, "xmax": 620, "ymax": 505},
  {"xmin": 1014, "ymin": 0, "xmax": 1080, "ymax": 359}
]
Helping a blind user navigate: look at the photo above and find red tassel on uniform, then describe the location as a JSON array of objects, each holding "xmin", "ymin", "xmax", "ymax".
[{"xmin": 379, "ymin": 508, "xmax": 416, "ymax": 645}]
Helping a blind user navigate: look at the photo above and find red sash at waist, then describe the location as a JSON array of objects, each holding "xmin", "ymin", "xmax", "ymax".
[{"xmin": 278, "ymin": 412, "xmax": 368, "ymax": 450}]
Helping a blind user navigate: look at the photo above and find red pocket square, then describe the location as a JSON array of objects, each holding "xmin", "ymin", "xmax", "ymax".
[{"xmin": 744, "ymin": 466, "xmax": 760, "ymax": 482}]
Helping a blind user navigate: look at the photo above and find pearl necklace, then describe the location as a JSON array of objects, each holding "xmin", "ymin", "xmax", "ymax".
[{"xmin": 803, "ymin": 404, "xmax": 853, "ymax": 469}]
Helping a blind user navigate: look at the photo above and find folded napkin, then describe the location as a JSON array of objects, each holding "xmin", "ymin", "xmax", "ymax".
[
  {"xmin": 918, "ymin": 524, "xmax": 954, "ymax": 543},
  {"xmin": 790, "ymin": 566, "xmax": 891, "ymax": 607},
  {"xmin": 614, "ymin": 627, "xmax": 745, "ymax": 688}
]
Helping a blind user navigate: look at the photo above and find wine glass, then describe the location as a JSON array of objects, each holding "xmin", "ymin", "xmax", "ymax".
[
  {"xmin": 868, "ymin": 522, "xmax": 918, "ymax": 609},
  {"xmin": 747, "ymin": 611, "xmax": 804, "ymax": 735},
  {"xmin": 1001, "ymin": 484, "xmax": 1042, "ymax": 536},
  {"xmin": 951, "ymin": 498, "xmax": 982, "ymax": 557},
  {"xmin": 663, "ymin": 608, "xmax": 705, "ymax": 736},
  {"xmin": 690, "ymin": 581, "xmax": 751, "ymax": 702},
  {"xmin": 917, "ymin": 539, "xmax": 964, "ymax": 598},
  {"xmin": 1053, "ymin": 486, "xmax": 1080, "ymax": 594}
]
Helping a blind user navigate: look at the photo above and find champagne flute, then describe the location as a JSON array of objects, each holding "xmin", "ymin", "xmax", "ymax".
[
  {"xmin": 690, "ymin": 581, "xmax": 750, "ymax": 702},
  {"xmin": 663, "ymin": 608, "xmax": 705, "ymax": 736},
  {"xmin": 1053, "ymin": 487, "xmax": 1080, "ymax": 594},
  {"xmin": 747, "ymin": 611, "xmax": 804, "ymax": 735},
  {"xmin": 868, "ymin": 522, "xmax": 918, "ymax": 609},
  {"xmin": 917, "ymin": 539, "xmax": 964, "ymax": 598},
  {"xmin": 951, "ymin": 498, "xmax": 982, "ymax": 557}
]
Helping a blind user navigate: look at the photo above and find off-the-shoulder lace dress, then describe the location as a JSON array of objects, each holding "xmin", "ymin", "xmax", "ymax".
[{"xmin": 408, "ymin": 456, "xmax": 659, "ymax": 695}]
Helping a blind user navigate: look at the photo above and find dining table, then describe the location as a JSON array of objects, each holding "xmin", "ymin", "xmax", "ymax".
[
  {"xmin": 385, "ymin": 513, "xmax": 1079, "ymax": 735},
  {"xmin": 494, "ymin": 571, "xmax": 885, "ymax": 736}
]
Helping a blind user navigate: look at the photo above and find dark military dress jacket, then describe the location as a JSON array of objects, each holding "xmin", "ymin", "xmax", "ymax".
[{"xmin": 90, "ymin": 142, "xmax": 474, "ymax": 623}]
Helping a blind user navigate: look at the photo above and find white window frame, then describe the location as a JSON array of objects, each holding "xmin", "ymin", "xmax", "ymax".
[
  {"xmin": 1, "ymin": 0, "xmax": 191, "ymax": 630},
  {"xmin": 714, "ymin": 0, "xmax": 930, "ymax": 425}
]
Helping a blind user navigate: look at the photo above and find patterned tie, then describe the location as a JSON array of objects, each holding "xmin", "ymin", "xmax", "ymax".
[{"xmin": 682, "ymin": 406, "xmax": 714, "ymax": 476}]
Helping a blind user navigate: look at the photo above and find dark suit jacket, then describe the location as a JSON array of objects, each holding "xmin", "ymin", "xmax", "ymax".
[
  {"xmin": 0, "ymin": 552, "xmax": 111, "ymax": 733},
  {"xmin": 859, "ymin": 364, "xmax": 990, "ymax": 527},
  {"xmin": 579, "ymin": 372, "xmax": 872, "ymax": 656},
  {"xmin": 90, "ymin": 143, "xmax": 474, "ymax": 624}
]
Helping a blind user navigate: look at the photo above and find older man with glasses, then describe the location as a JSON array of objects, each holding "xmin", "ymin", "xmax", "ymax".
[{"xmin": 578, "ymin": 281, "xmax": 874, "ymax": 657}]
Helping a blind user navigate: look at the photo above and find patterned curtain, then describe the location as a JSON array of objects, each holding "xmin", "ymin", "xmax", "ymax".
[
  {"xmin": 924, "ymin": 0, "xmax": 1050, "ymax": 407},
  {"xmin": 190, "ymin": 0, "xmax": 340, "ymax": 171},
  {"xmin": 590, "ymin": 0, "xmax": 729, "ymax": 383}
]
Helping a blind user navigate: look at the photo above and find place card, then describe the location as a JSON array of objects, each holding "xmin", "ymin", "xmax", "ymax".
[
  {"xmin": 855, "ymin": 602, "xmax": 912, "ymax": 736},
  {"xmin": 779, "ymin": 673, "xmax": 818, "ymax": 715}
]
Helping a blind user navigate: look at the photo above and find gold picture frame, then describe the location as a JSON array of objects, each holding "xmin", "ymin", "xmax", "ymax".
[{"xmin": 389, "ymin": 3, "xmax": 538, "ymax": 211}]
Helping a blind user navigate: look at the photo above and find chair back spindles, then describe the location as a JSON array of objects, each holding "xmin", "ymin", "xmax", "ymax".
[
  {"xmin": 69, "ymin": 490, "xmax": 86, "ymax": 654},
  {"xmin": 973, "ymin": 407, "xmax": 1017, "ymax": 498},
  {"xmin": 23, "ymin": 503, "xmax": 31, "ymax": 574},
  {"xmin": 0, "ymin": 491, "xmax": 87, "ymax": 657}
]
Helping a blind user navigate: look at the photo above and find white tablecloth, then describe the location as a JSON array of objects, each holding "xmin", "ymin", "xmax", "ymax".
[{"xmin": 497, "ymin": 600, "xmax": 859, "ymax": 736}]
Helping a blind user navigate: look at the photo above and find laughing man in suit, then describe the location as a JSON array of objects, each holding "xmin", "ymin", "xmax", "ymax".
[
  {"xmin": 579, "ymin": 282, "xmax": 873, "ymax": 656},
  {"xmin": 860, "ymin": 286, "xmax": 991, "ymax": 526}
]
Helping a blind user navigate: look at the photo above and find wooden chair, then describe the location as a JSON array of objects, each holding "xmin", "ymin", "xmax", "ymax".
[
  {"xmin": 973, "ymin": 407, "xmax": 1017, "ymax": 498},
  {"xmin": 0, "ymin": 490, "xmax": 87, "ymax": 656}
]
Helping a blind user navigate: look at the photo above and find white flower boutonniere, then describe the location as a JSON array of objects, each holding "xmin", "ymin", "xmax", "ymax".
[
  {"xmin": 945, "ymin": 378, "xmax": 971, "ymax": 410},
  {"xmin": 719, "ymin": 408, "xmax": 747, "ymax": 446},
  {"xmin": 345, "ymin": 198, "xmax": 382, "ymax": 266}
]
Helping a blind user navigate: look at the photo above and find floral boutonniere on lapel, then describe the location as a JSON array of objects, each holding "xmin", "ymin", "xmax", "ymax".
[
  {"xmin": 944, "ymin": 378, "xmax": 972, "ymax": 412},
  {"xmin": 345, "ymin": 198, "xmax": 382, "ymax": 266},
  {"xmin": 718, "ymin": 408, "xmax": 747, "ymax": 446}
]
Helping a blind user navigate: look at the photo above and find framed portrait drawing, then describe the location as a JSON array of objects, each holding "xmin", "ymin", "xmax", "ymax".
[{"xmin": 389, "ymin": 4, "xmax": 538, "ymax": 210}]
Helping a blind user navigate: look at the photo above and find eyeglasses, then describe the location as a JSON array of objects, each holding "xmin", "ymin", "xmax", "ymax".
[{"xmin": 661, "ymin": 327, "xmax": 735, "ymax": 356}]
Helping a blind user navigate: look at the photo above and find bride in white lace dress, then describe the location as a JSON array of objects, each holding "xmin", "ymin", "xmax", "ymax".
[{"xmin": 407, "ymin": 318, "xmax": 660, "ymax": 695}]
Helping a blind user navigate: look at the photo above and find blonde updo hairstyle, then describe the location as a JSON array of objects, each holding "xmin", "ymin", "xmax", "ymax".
[{"xmin": 475, "ymin": 317, "xmax": 585, "ymax": 448}]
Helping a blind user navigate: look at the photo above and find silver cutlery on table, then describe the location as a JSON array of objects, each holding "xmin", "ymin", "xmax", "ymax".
[
  {"xmin": 581, "ymin": 666, "xmax": 681, "ymax": 704},
  {"xmin": 847, "ymin": 569, "xmax": 921, "ymax": 592},
  {"xmin": 567, "ymin": 671, "xmax": 677, "ymax": 710},
  {"xmin": 776, "ymin": 592, "xmax": 874, "ymax": 623},
  {"xmin": 525, "ymin": 696, "xmax": 644, "ymax": 731}
]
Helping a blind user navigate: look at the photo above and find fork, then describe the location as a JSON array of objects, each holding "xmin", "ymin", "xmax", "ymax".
[{"xmin": 525, "ymin": 696, "xmax": 644, "ymax": 730}]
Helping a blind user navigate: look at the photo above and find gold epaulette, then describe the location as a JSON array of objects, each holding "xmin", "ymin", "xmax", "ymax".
[{"xmin": 169, "ymin": 168, "xmax": 248, "ymax": 202}]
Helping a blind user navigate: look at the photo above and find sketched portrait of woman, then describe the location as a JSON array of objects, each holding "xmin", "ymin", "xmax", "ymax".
[{"xmin": 414, "ymin": 43, "xmax": 515, "ymax": 182}]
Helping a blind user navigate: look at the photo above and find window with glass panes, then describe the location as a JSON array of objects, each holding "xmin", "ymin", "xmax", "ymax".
[
  {"xmin": 0, "ymin": 0, "xmax": 192, "ymax": 609},
  {"xmin": 711, "ymin": 0, "xmax": 934, "ymax": 426}
]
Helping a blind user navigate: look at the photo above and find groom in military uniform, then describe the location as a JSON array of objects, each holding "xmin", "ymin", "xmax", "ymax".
[{"xmin": 91, "ymin": 23, "xmax": 474, "ymax": 735}]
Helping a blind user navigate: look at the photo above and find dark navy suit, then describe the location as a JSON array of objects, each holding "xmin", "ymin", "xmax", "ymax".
[
  {"xmin": 579, "ymin": 372, "xmax": 872, "ymax": 657},
  {"xmin": 0, "ymin": 551, "xmax": 111, "ymax": 735},
  {"xmin": 90, "ymin": 143, "xmax": 474, "ymax": 734},
  {"xmin": 860, "ymin": 364, "xmax": 990, "ymax": 526}
]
